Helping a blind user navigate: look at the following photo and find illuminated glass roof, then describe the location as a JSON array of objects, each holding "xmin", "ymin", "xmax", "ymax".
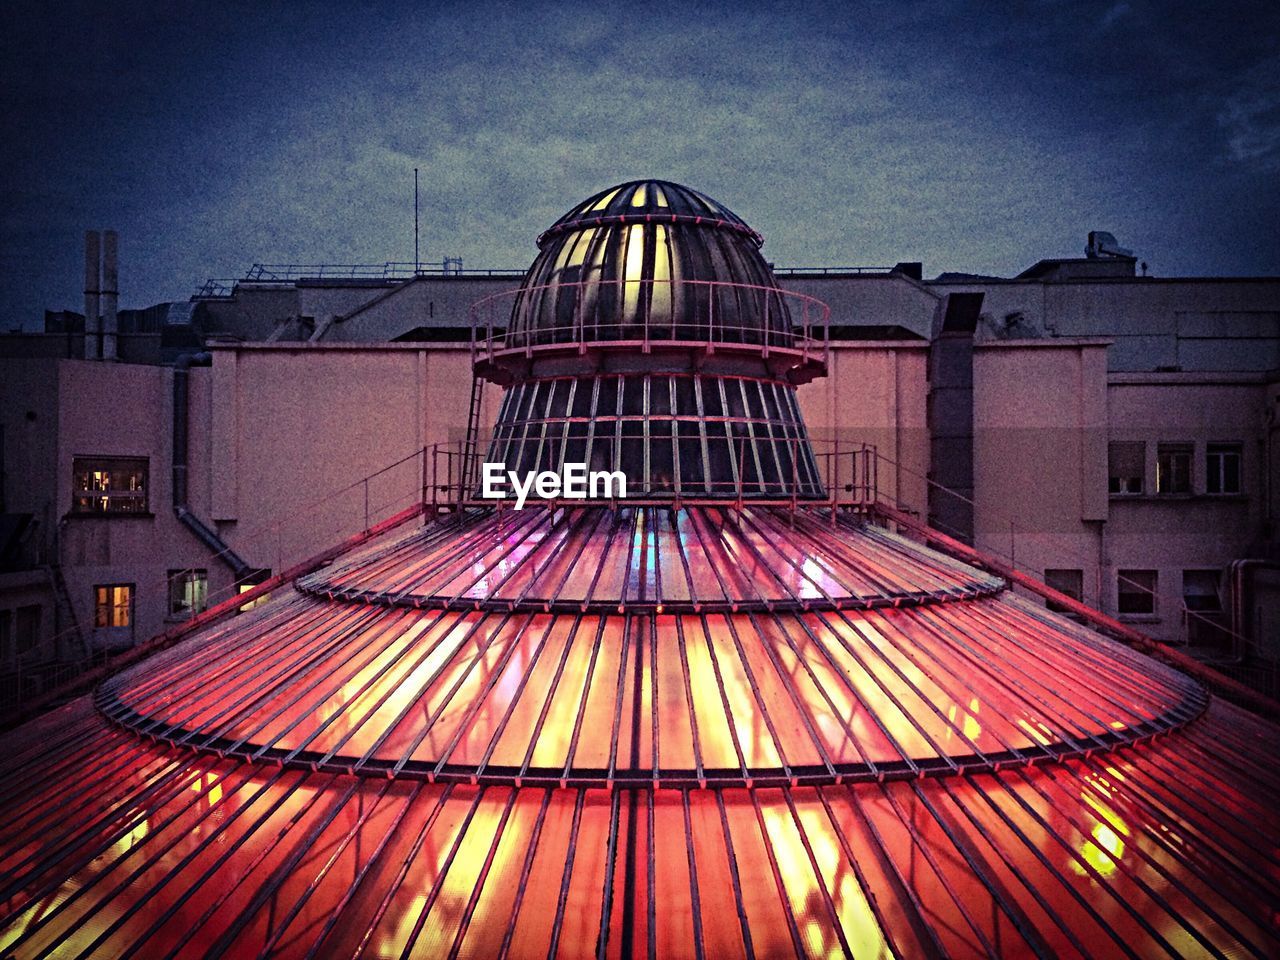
[
  {"xmin": 100, "ymin": 520, "xmax": 1202, "ymax": 786},
  {"xmin": 0, "ymin": 183, "xmax": 1277, "ymax": 959},
  {"xmin": 299, "ymin": 506, "xmax": 1004, "ymax": 612},
  {"xmin": 538, "ymin": 180, "xmax": 764, "ymax": 248}
]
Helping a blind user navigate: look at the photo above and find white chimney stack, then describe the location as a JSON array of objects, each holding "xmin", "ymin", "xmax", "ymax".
[
  {"xmin": 102, "ymin": 229, "xmax": 119, "ymax": 360},
  {"xmin": 84, "ymin": 230, "xmax": 100, "ymax": 359}
]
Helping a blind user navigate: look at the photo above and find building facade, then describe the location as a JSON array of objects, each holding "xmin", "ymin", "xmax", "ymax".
[
  {"xmin": 2, "ymin": 226, "xmax": 1278, "ymax": 707},
  {"xmin": 0, "ymin": 182, "xmax": 1275, "ymax": 960}
]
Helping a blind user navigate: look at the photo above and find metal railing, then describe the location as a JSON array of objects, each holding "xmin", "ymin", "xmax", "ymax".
[
  {"xmin": 193, "ymin": 262, "xmax": 527, "ymax": 298},
  {"xmin": 191, "ymin": 265, "xmax": 903, "ymax": 300},
  {"xmin": 192, "ymin": 279, "xmax": 238, "ymax": 299},
  {"xmin": 774, "ymin": 266, "xmax": 895, "ymax": 276},
  {"xmin": 243, "ymin": 261, "xmax": 520, "ymax": 281},
  {"xmin": 422, "ymin": 435, "xmax": 876, "ymax": 513},
  {"xmin": 873, "ymin": 448, "xmax": 1280, "ymax": 706},
  {"xmin": 469, "ymin": 278, "xmax": 830, "ymax": 368},
  {"xmin": 0, "ymin": 445, "xmax": 436, "ymax": 723}
]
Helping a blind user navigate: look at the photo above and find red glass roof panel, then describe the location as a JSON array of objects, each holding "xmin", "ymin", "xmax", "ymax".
[{"xmin": 3, "ymin": 699, "xmax": 1276, "ymax": 958}]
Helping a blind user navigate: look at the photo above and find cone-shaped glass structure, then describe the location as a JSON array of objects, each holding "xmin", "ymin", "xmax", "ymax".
[
  {"xmin": 0, "ymin": 181, "xmax": 1277, "ymax": 959},
  {"xmin": 472, "ymin": 179, "xmax": 829, "ymax": 498}
]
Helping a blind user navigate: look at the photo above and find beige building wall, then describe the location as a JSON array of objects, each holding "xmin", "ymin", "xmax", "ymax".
[
  {"xmin": 972, "ymin": 341, "xmax": 1267, "ymax": 642},
  {"xmin": 797, "ymin": 342, "xmax": 929, "ymax": 515},
  {"xmin": 972, "ymin": 340, "xmax": 1110, "ymax": 609},
  {"xmin": 205, "ymin": 344, "xmax": 500, "ymax": 572},
  {"xmin": 52, "ymin": 360, "xmax": 237, "ymax": 653},
  {"xmin": 11, "ymin": 336, "xmax": 1276, "ymax": 659},
  {"xmin": 1104, "ymin": 372, "xmax": 1266, "ymax": 641}
]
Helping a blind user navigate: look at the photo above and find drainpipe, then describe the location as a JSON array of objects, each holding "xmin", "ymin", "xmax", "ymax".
[
  {"xmin": 1228, "ymin": 559, "xmax": 1280, "ymax": 665},
  {"xmin": 173, "ymin": 352, "xmax": 251, "ymax": 578}
]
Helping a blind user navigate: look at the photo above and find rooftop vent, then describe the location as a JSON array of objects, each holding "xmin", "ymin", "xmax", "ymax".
[{"xmin": 1086, "ymin": 230, "xmax": 1134, "ymax": 259}]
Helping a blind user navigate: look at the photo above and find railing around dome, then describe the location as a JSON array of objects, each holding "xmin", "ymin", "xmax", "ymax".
[
  {"xmin": 469, "ymin": 278, "xmax": 830, "ymax": 371},
  {"xmin": 421, "ymin": 435, "xmax": 876, "ymax": 512}
]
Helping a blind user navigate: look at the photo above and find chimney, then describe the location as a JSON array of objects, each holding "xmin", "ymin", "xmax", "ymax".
[
  {"xmin": 102, "ymin": 230, "xmax": 119, "ymax": 360},
  {"xmin": 84, "ymin": 231, "xmax": 100, "ymax": 359}
]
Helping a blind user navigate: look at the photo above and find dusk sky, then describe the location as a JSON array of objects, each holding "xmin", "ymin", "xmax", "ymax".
[{"xmin": 3, "ymin": 0, "xmax": 1278, "ymax": 326}]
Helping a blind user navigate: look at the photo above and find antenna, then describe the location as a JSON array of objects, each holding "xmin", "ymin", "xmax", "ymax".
[{"xmin": 414, "ymin": 168, "xmax": 420, "ymax": 275}]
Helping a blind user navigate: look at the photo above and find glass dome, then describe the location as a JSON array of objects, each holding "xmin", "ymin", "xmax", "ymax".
[
  {"xmin": 476, "ymin": 180, "xmax": 827, "ymax": 498},
  {"xmin": 498, "ymin": 179, "xmax": 814, "ymax": 353}
]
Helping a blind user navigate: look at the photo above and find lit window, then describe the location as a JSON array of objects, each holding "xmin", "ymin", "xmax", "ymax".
[
  {"xmin": 94, "ymin": 584, "xmax": 133, "ymax": 628},
  {"xmin": 168, "ymin": 569, "xmax": 208, "ymax": 618},
  {"xmin": 1044, "ymin": 569, "xmax": 1083, "ymax": 613},
  {"xmin": 1117, "ymin": 570, "xmax": 1157, "ymax": 617},
  {"xmin": 589, "ymin": 186, "xmax": 621, "ymax": 211},
  {"xmin": 1206, "ymin": 443, "xmax": 1241, "ymax": 495},
  {"xmin": 1107, "ymin": 442, "xmax": 1143, "ymax": 495},
  {"xmin": 238, "ymin": 569, "xmax": 272, "ymax": 612},
  {"xmin": 72, "ymin": 457, "xmax": 149, "ymax": 514},
  {"xmin": 1155, "ymin": 443, "xmax": 1192, "ymax": 495}
]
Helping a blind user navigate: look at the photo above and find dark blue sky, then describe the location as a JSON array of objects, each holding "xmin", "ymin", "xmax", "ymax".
[{"xmin": 3, "ymin": 0, "xmax": 1278, "ymax": 326}]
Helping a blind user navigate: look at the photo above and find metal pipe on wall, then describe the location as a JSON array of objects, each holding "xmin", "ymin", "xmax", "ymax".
[{"xmin": 172, "ymin": 351, "xmax": 251, "ymax": 578}]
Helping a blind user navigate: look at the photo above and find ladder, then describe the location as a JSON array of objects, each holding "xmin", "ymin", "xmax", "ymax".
[
  {"xmin": 459, "ymin": 373, "xmax": 484, "ymax": 499},
  {"xmin": 47, "ymin": 563, "xmax": 89, "ymax": 664}
]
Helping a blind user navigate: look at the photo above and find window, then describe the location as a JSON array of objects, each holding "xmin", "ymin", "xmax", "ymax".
[
  {"xmin": 1043, "ymin": 569, "xmax": 1083, "ymax": 613},
  {"xmin": 238, "ymin": 569, "xmax": 272, "ymax": 612},
  {"xmin": 15, "ymin": 605, "xmax": 40, "ymax": 655},
  {"xmin": 0, "ymin": 610, "xmax": 10, "ymax": 661},
  {"xmin": 1182, "ymin": 570, "xmax": 1223, "ymax": 612},
  {"xmin": 94, "ymin": 584, "xmax": 133, "ymax": 628},
  {"xmin": 168, "ymin": 569, "xmax": 208, "ymax": 618},
  {"xmin": 1108, "ymin": 442, "xmax": 1144, "ymax": 495},
  {"xmin": 484, "ymin": 373, "xmax": 822, "ymax": 498},
  {"xmin": 1117, "ymin": 570, "xmax": 1157, "ymax": 617},
  {"xmin": 1155, "ymin": 443, "xmax": 1192, "ymax": 495},
  {"xmin": 1183, "ymin": 569, "xmax": 1228, "ymax": 647},
  {"xmin": 1206, "ymin": 444, "xmax": 1242, "ymax": 495},
  {"xmin": 72, "ymin": 457, "xmax": 149, "ymax": 514}
]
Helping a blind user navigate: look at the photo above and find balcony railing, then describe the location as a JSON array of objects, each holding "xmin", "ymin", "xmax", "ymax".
[
  {"xmin": 469, "ymin": 278, "xmax": 830, "ymax": 373},
  {"xmin": 423, "ymin": 435, "xmax": 876, "ymax": 512}
]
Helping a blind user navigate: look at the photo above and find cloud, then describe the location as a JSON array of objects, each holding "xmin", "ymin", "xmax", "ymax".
[
  {"xmin": 2, "ymin": 0, "xmax": 1279, "ymax": 327},
  {"xmin": 1218, "ymin": 55, "xmax": 1280, "ymax": 169}
]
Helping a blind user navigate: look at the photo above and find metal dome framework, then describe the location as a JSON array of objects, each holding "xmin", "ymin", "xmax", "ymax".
[
  {"xmin": 474, "ymin": 179, "xmax": 830, "ymax": 502},
  {"xmin": 516, "ymin": 181, "xmax": 785, "ymax": 351},
  {"xmin": 0, "ymin": 181, "xmax": 1277, "ymax": 959},
  {"xmin": 482, "ymin": 374, "xmax": 826, "ymax": 499}
]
